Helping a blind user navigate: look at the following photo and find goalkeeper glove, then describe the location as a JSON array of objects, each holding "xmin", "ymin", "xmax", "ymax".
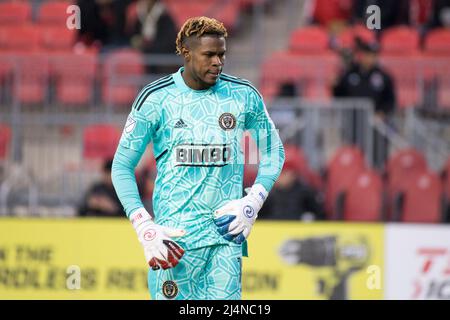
[
  {"xmin": 130, "ymin": 208, "xmax": 186, "ymax": 270},
  {"xmin": 213, "ymin": 184, "xmax": 268, "ymax": 244}
]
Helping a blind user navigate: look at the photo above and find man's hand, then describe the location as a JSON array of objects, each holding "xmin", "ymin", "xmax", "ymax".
[
  {"xmin": 130, "ymin": 208, "xmax": 186, "ymax": 270},
  {"xmin": 213, "ymin": 184, "xmax": 268, "ymax": 244}
]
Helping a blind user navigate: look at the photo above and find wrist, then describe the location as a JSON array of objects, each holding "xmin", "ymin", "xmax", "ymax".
[
  {"xmin": 247, "ymin": 184, "xmax": 268, "ymax": 209},
  {"xmin": 129, "ymin": 208, "xmax": 153, "ymax": 230}
]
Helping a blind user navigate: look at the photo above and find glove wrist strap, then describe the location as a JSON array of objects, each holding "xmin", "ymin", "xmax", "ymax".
[
  {"xmin": 129, "ymin": 208, "xmax": 153, "ymax": 230},
  {"xmin": 248, "ymin": 184, "xmax": 268, "ymax": 209}
]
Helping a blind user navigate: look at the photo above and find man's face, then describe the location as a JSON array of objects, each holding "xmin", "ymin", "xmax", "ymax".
[
  {"xmin": 355, "ymin": 50, "xmax": 377, "ymax": 69},
  {"xmin": 184, "ymin": 35, "xmax": 226, "ymax": 87}
]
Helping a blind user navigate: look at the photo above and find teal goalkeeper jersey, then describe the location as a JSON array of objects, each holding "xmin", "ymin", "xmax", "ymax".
[{"xmin": 112, "ymin": 67, "xmax": 285, "ymax": 250}]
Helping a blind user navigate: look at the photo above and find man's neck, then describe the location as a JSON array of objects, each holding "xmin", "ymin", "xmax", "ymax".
[{"xmin": 181, "ymin": 68, "xmax": 210, "ymax": 90}]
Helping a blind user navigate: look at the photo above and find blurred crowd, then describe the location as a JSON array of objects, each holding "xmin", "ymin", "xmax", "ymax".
[
  {"xmin": 310, "ymin": 0, "xmax": 450, "ymax": 35},
  {"xmin": 76, "ymin": 0, "xmax": 177, "ymax": 54}
]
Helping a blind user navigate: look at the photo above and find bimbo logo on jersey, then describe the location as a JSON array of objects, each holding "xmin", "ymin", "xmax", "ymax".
[{"xmin": 175, "ymin": 144, "xmax": 231, "ymax": 167}]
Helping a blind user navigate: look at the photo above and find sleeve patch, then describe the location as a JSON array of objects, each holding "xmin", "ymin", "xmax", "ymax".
[{"xmin": 124, "ymin": 116, "xmax": 137, "ymax": 134}]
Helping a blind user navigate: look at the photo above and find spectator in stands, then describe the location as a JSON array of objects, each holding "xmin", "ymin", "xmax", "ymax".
[
  {"xmin": 351, "ymin": 0, "xmax": 409, "ymax": 31},
  {"xmin": 427, "ymin": 0, "xmax": 450, "ymax": 29},
  {"xmin": 77, "ymin": 0, "xmax": 133, "ymax": 50},
  {"xmin": 126, "ymin": 0, "xmax": 177, "ymax": 54},
  {"xmin": 78, "ymin": 158, "xmax": 125, "ymax": 217},
  {"xmin": 333, "ymin": 37, "xmax": 396, "ymax": 169},
  {"xmin": 125, "ymin": 0, "xmax": 178, "ymax": 74},
  {"xmin": 258, "ymin": 158, "xmax": 324, "ymax": 221}
]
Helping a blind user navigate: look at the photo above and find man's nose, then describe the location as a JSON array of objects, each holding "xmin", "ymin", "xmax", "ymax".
[{"xmin": 212, "ymin": 56, "xmax": 223, "ymax": 66}]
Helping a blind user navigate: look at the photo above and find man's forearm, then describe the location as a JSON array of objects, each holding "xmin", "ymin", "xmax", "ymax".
[
  {"xmin": 111, "ymin": 144, "xmax": 145, "ymax": 217},
  {"xmin": 253, "ymin": 129, "xmax": 285, "ymax": 192}
]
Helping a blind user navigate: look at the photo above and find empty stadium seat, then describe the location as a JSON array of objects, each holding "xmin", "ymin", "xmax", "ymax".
[
  {"xmin": 163, "ymin": 0, "xmax": 240, "ymax": 31},
  {"xmin": 396, "ymin": 171, "xmax": 443, "ymax": 223},
  {"xmin": 49, "ymin": 52, "xmax": 97, "ymax": 105},
  {"xmin": 260, "ymin": 50, "xmax": 339, "ymax": 101},
  {"xmin": 0, "ymin": 124, "xmax": 11, "ymax": 159},
  {"xmin": 102, "ymin": 49, "xmax": 144, "ymax": 107},
  {"xmin": 0, "ymin": 25, "xmax": 41, "ymax": 52},
  {"xmin": 340, "ymin": 169, "xmax": 383, "ymax": 221},
  {"xmin": 83, "ymin": 124, "xmax": 121, "ymax": 160},
  {"xmin": 289, "ymin": 26, "xmax": 330, "ymax": 55},
  {"xmin": 0, "ymin": 1, "xmax": 31, "ymax": 25},
  {"xmin": 37, "ymin": 1, "xmax": 72, "ymax": 26},
  {"xmin": 380, "ymin": 26, "xmax": 420, "ymax": 55},
  {"xmin": 424, "ymin": 28, "xmax": 450, "ymax": 56},
  {"xmin": 40, "ymin": 26, "xmax": 76, "ymax": 52},
  {"xmin": 12, "ymin": 53, "xmax": 49, "ymax": 104},
  {"xmin": 386, "ymin": 148, "xmax": 428, "ymax": 186},
  {"xmin": 335, "ymin": 25, "xmax": 377, "ymax": 50},
  {"xmin": 420, "ymin": 53, "xmax": 450, "ymax": 109},
  {"xmin": 325, "ymin": 145, "xmax": 366, "ymax": 218},
  {"xmin": 312, "ymin": 0, "xmax": 352, "ymax": 27},
  {"xmin": 385, "ymin": 148, "xmax": 428, "ymax": 219},
  {"xmin": 380, "ymin": 55, "xmax": 423, "ymax": 108},
  {"xmin": 284, "ymin": 144, "xmax": 322, "ymax": 189}
]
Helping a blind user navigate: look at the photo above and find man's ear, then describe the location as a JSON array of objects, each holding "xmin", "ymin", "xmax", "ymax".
[{"xmin": 181, "ymin": 47, "xmax": 191, "ymax": 62}]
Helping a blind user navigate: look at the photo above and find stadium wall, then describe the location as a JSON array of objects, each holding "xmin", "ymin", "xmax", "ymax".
[{"xmin": 0, "ymin": 219, "xmax": 448, "ymax": 300}]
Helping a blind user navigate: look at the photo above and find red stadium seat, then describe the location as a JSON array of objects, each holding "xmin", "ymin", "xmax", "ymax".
[
  {"xmin": 40, "ymin": 26, "xmax": 76, "ymax": 52},
  {"xmin": 325, "ymin": 145, "xmax": 366, "ymax": 218},
  {"xmin": 342, "ymin": 169, "xmax": 383, "ymax": 221},
  {"xmin": 289, "ymin": 26, "xmax": 330, "ymax": 55},
  {"xmin": 312, "ymin": 0, "xmax": 352, "ymax": 27},
  {"xmin": 379, "ymin": 55, "xmax": 422, "ymax": 108},
  {"xmin": 398, "ymin": 171, "xmax": 443, "ymax": 223},
  {"xmin": 385, "ymin": 148, "xmax": 428, "ymax": 219},
  {"xmin": 37, "ymin": 1, "xmax": 72, "ymax": 26},
  {"xmin": 421, "ymin": 54, "xmax": 450, "ymax": 109},
  {"xmin": 380, "ymin": 26, "xmax": 420, "ymax": 55},
  {"xmin": 335, "ymin": 25, "xmax": 377, "ymax": 50},
  {"xmin": 260, "ymin": 50, "xmax": 339, "ymax": 101},
  {"xmin": 102, "ymin": 49, "xmax": 144, "ymax": 106},
  {"xmin": 386, "ymin": 148, "xmax": 427, "ymax": 186},
  {"xmin": 283, "ymin": 144, "xmax": 322, "ymax": 189},
  {"xmin": 49, "ymin": 52, "xmax": 97, "ymax": 105},
  {"xmin": 0, "ymin": 124, "xmax": 11, "ymax": 160},
  {"xmin": 163, "ymin": 0, "xmax": 240, "ymax": 31},
  {"xmin": 424, "ymin": 28, "xmax": 450, "ymax": 56},
  {"xmin": 0, "ymin": 2, "xmax": 31, "ymax": 25},
  {"xmin": 0, "ymin": 52, "xmax": 14, "ymax": 82},
  {"xmin": 0, "ymin": 25, "xmax": 41, "ymax": 52},
  {"xmin": 83, "ymin": 124, "xmax": 121, "ymax": 160},
  {"xmin": 12, "ymin": 53, "xmax": 49, "ymax": 104}
]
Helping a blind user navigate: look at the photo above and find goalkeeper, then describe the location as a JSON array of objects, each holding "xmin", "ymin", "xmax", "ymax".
[{"xmin": 111, "ymin": 16, "xmax": 285, "ymax": 300}]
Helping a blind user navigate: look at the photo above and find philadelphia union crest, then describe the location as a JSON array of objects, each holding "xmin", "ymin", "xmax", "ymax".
[
  {"xmin": 162, "ymin": 280, "xmax": 178, "ymax": 299},
  {"xmin": 219, "ymin": 113, "xmax": 236, "ymax": 130}
]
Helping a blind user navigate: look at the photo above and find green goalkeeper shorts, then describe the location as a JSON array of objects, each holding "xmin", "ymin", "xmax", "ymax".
[{"xmin": 148, "ymin": 244, "xmax": 242, "ymax": 300}]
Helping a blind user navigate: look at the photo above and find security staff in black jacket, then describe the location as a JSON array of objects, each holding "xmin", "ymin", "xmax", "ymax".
[{"xmin": 333, "ymin": 37, "xmax": 396, "ymax": 169}]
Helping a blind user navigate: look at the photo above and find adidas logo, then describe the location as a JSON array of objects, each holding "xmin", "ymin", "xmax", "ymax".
[{"xmin": 174, "ymin": 119, "xmax": 188, "ymax": 128}]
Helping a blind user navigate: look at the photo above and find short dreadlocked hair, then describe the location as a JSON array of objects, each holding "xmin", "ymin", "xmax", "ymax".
[{"xmin": 175, "ymin": 17, "xmax": 228, "ymax": 55}]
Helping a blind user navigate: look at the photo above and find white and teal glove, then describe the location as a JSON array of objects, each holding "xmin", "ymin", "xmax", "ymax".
[
  {"xmin": 213, "ymin": 184, "xmax": 268, "ymax": 244},
  {"xmin": 130, "ymin": 208, "xmax": 186, "ymax": 270}
]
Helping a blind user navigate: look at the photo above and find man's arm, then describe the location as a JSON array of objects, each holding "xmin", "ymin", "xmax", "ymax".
[
  {"xmin": 214, "ymin": 88, "xmax": 285, "ymax": 244},
  {"xmin": 111, "ymin": 101, "xmax": 185, "ymax": 270},
  {"xmin": 245, "ymin": 89, "xmax": 285, "ymax": 192}
]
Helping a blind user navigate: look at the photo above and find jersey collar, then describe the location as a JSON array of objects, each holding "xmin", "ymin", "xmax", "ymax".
[{"xmin": 173, "ymin": 67, "xmax": 218, "ymax": 94}]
